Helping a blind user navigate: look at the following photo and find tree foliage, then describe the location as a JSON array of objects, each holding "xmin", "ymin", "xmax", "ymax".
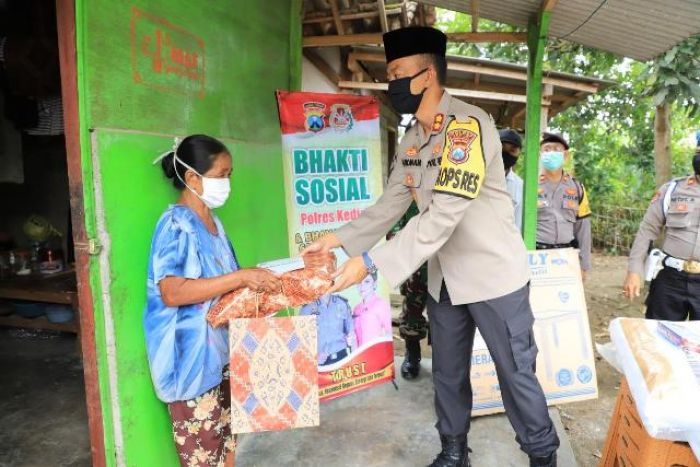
[
  {"xmin": 436, "ymin": 11, "xmax": 700, "ymax": 210},
  {"xmin": 644, "ymin": 36, "xmax": 700, "ymax": 116}
]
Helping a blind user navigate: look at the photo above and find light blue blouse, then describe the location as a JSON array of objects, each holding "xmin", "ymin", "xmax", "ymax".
[{"xmin": 144, "ymin": 205, "xmax": 238, "ymax": 403}]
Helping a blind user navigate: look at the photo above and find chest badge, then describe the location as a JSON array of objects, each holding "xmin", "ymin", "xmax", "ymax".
[
  {"xmin": 432, "ymin": 113, "xmax": 445, "ymax": 134},
  {"xmin": 406, "ymin": 146, "xmax": 418, "ymax": 158},
  {"xmin": 432, "ymin": 143, "xmax": 442, "ymax": 155}
]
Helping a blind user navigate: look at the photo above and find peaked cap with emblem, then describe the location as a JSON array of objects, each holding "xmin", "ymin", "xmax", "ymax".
[
  {"xmin": 541, "ymin": 132, "xmax": 569, "ymax": 150},
  {"xmin": 383, "ymin": 27, "xmax": 447, "ymax": 63}
]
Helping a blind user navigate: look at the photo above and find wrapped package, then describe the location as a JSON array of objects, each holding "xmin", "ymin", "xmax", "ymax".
[
  {"xmin": 207, "ymin": 253, "xmax": 336, "ymax": 326},
  {"xmin": 610, "ymin": 317, "xmax": 700, "ymax": 445}
]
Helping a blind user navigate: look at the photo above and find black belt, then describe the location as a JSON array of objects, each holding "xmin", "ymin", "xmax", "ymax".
[{"xmin": 536, "ymin": 242, "xmax": 575, "ymax": 250}]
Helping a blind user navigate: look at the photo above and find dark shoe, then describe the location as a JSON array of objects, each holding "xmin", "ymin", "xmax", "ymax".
[
  {"xmin": 428, "ymin": 434, "xmax": 471, "ymax": 467},
  {"xmin": 401, "ymin": 339, "xmax": 422, "ymax": 380},
  {"xmin": 529, "ymin": 452, "xmax": 556, "ymax": 467}
]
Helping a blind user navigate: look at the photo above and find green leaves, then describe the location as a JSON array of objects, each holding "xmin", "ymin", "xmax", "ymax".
[
  {"xmin": 644, "ymin": 35, "xmax": 700, "ymax": 116},
  {"xmin": 435, "ymin": 10, "xmax": 699, "ymax": 217}
]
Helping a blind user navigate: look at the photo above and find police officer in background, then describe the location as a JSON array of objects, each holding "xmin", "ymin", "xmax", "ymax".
[
  {"xmin": 387, "ymin": 201, "xmax": 429, "ymax": 380},
  {"xmin": 536, "ymin": 133, "xmax": 592, "ymax": 279},
  {"xmin": 303, "ymin": 27, "xmax": 559, "ymax": 467},
  {"xmin": 623, "ymin": 144, "xmax": 700, "ymax": 319},
  {"xmin": 500, "ymin": 128, "xmax": 524, "ymax": 231},
  {"xmin": 299, "ymin": 293, "xmax": 356, "ymax": 366}
]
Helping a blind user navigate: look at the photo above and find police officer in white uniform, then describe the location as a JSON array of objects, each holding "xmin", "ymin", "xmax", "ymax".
[
  {"xmin": 500, "ymin": 128, "xmax": 524, "ymax": 231},
  {"xmin": 303, "ymin": 27, "xmax": 559, "ymax": 467}
]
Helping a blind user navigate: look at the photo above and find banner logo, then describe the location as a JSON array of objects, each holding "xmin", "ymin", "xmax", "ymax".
[
  {"xmin": 304, "ymin": 102, "xmax": 326, "ymax": 133},
  {"xmin": 329, "ymin": 104, "xmax": 354, "ymax": 131}
]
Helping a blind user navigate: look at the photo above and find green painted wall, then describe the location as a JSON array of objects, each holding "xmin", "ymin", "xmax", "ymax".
[{"xmin": 75, "ymin": 1, "xmax": 300, "ymax": 465}]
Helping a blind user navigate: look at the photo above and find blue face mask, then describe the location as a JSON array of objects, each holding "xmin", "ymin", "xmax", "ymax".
[{"xmin": 541, "ymin": 151, "xmax": 565, "ymax": 171}]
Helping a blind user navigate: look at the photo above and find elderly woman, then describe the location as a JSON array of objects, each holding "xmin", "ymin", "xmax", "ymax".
[{"xmin": 144, "ymin": 134, "xmax": 280, "ymax": 467}]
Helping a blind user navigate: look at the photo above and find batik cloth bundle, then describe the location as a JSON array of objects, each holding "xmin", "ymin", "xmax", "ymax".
[{"xmin": 206, "ymin": 253, "xmax": 336, "ymax": 326}]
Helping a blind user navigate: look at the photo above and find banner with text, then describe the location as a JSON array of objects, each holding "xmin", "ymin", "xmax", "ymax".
[{"xmin": 277, "ymin": 91, "xmax": 394, "ymax": 402}]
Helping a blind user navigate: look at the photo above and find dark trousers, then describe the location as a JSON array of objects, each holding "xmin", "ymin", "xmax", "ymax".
[
  {"xmin": 321, "ymin": 348, "xmax": 349, "ymax": 366},
  {"xmin": 428, "ymin": 282, "xmax": 560, "ymax": 457},
  {"xmin": 646, "ymin": 267, "xmax": 700, "ymax": 321}
]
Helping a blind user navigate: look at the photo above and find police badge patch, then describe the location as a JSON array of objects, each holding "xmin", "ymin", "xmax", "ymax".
[
  {"xmin": 303, "ymin": 102, "xmax": 326, "ymax": 133},
  {"xmin": 329, "ymin": 104, "xmax": 354, "ymax": 131},
  {"xmin": 433, "ymin": 118, "xmax": 485, "ymax": 199}
]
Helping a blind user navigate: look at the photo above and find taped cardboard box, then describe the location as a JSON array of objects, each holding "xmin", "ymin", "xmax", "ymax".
[{"xmin": 471, "ymin": 248, "xmax": 598, "ymax": 416}]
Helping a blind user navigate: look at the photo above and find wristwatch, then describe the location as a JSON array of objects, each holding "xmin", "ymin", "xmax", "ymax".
[{"xmin": 362, "ymin": 252, "xmax": 378, "ymax": 276}]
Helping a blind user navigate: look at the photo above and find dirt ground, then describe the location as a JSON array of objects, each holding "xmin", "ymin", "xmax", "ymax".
[{"xmin": 391, "ymin": 253, "xmax": 641, "ymax": 467}]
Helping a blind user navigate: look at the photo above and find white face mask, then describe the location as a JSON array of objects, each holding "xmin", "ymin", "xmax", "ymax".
[{"xmin": 173, "ymin": 155, "xmax": 231, "ymax": 209}]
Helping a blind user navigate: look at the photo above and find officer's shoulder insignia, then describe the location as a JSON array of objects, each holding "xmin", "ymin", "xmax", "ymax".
[
  {"xmin": 687, "ymin": 176, "xmax": 697, "ymax": 186},
  {"xmin": 651, "ymin": 190, "xmax": 662, "ymax": 203},
  {"xmin": 577, "ymin": 185, "xmax": 592, "ymax": 218},
  {"xmin": 433, "ymin": 117, "xmax": 485, "ymax": 199},
  {"xmin": 539, "ymin": 174, "xmax": 546, "ymax": 183},
  {"xmin": 432, "ymin": 113, "xmax": 445, "ymax": 134}
]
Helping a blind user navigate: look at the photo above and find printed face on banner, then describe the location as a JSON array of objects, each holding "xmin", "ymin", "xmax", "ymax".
[{"xmin": 277, "ymin": 92, "xmax": 395, "ymax": 402}]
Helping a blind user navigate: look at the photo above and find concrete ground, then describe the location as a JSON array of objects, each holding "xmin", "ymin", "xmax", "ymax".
[
  {"xmin": 237, "ymin": 358, "xmax": 577, "ymax": 467},
  {"xmin": 0, "ymin": 328, "xmax": 90, "ymax": 467},
  {"xmin": 0, "ymin": 331, "xmax": 577, "ymax": 467}
]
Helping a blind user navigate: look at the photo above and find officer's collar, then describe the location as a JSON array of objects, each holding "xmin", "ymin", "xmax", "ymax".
[{"xmin": 417, "ymin": 90, "xmax": 452, "ymax": 142}]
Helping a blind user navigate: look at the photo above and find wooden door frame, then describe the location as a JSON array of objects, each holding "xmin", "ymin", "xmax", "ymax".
[{"xmin": 56, "ymin": 1, "xmax": 107, "ymax": 465}]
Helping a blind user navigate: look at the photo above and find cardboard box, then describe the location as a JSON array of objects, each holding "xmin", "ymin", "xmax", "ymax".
[{"xmin": 471, "ymin": 248, "xmax": 599, "ymax": 416}]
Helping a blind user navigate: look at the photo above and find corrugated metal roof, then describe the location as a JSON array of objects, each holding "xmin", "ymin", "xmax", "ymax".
[{"xmin": 422, "ymin": 0, "xmax": 700, "ymax": 61}]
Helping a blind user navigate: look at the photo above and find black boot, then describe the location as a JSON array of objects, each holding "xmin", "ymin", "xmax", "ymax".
[
  {"xmin": 428, "ymin": 434, "xmax": 471, "ymax": 467},
  {"xmin": 401, "ymin": 339, "xmax": 421, "ymax": 380},
  {"xmin": 529, "ymin": 451, "xmax": 556, "ymax": 467}
]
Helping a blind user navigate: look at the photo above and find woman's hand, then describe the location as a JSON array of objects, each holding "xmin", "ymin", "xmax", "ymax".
[{"xmin": 239, "ymin": 268, "xmax": 282, "ymax": 293}]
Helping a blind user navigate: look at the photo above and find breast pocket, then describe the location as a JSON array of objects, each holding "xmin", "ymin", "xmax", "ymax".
[
  {"xmin": 666, "ymin": 210, "xmax": 690, "ymax": 228},
  {"xmin": 561, "ymin": 198, "xmax": 579, "ymax": 222}
]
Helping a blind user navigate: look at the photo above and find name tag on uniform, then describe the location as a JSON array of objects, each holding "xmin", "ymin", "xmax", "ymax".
[{"xmin": 433, "ymin": 118, "xmax": 485, "ymax": 199}]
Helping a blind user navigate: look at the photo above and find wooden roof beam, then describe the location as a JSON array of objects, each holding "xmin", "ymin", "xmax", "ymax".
[
  {"xmin": 347, "ymin": 51, "xmax": 600, "ymax": 94},
  {"xmin": 378, "ymin": 0, "xmax": 389, "ymax": 33},
  {"xmin": 337, "ymin": 80, "xmax": 535, "ymax": 104},
  {"xmin": 303, "ymin": 31, "xmax": 527, "ymax": 47},
  {"xmin": 330, "ymin": 0, "xmax": 345, "ymax": 35},
  {"xmin": 303, "ymin": 49, "xmax": 341, "ymax": 86}
]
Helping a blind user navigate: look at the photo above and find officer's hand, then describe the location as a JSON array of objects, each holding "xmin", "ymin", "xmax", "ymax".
[
  {"xmin": 328, "ymin": 256, "xmax": 368, "ymax": 293},
  {"xmin": 623, "ymin": 272, "xmax": 642, "ymax": 301},
  {"xmin": 581, "ymin": 269, "xmax": 588, "ymax": 282},
  {"xmin": 301, "ymin": 233, "xmax": 341, "ymax": 268}
]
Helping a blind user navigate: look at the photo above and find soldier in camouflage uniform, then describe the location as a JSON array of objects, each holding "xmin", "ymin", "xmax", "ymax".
[{"xmin": 387, "ymin": 201, "xmax": 428, "ymax": 380}]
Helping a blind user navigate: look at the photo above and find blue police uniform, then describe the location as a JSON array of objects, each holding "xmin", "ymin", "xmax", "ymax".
[{"xmin": 300, "ymin": 295, "xmax": 355, "ymax": 366}]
